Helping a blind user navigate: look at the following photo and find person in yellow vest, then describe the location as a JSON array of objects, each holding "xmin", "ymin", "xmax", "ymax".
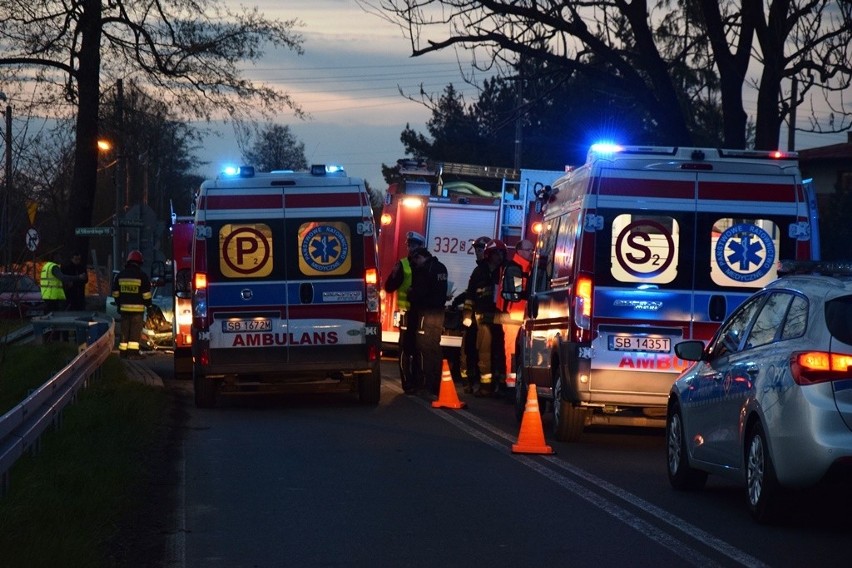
[
  {"xmin": 383, "ymin": 231, "xmax": 425, "ymax": 393},
  {"xmin": 111, "ymin": 250, "xmax": 152, "ymax": 359},
  {"xmin": 40, "ymin": 252, "xmax": 85, "ymax": 313}
]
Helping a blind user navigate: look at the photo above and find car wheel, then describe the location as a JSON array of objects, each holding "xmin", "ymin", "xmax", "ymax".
[
  {"xmin": 666, "ymin": 403, "xmax": 708, "ymax": 490},
  {"xmin": 193, "ymin": 363, "xmax": 219, "ymax": 408},
  {"xmin": 746, "ymin": 422, "xmax": 782, "ymax": 523},
  {"xmin": 553, "ymin": 369, "xmax": 585, "ymax": 442},
  {"xmin": 359, "ymin": 364, "xmax": 381, "ymax": 405},
  {"xmin": 514, "ymin": 362, "xmax": 527, "ymax": 422}
]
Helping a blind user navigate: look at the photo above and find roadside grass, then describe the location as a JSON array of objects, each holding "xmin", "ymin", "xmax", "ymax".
[{"xmin": 0, "ymin": 344, "xmax": 171, "ymax": 567}]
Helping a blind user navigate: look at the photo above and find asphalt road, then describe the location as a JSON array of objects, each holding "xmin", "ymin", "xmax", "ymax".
[{"xmin": 136, "ymin": 351, "xmax": 852, "ymax": 568}]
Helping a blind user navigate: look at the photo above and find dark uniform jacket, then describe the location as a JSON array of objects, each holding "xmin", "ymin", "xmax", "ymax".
[
  {"xmin": 408, "ymin": 256, "xmax": 449, "ymax": 311},
  {"xmin": 111, "ymin": 263, "xmax": 153, "ymax": 314}
]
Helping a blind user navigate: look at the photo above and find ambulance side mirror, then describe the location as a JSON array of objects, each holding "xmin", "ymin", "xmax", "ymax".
[{"xmin": 501, "ymin": 264, "xmax": 526, "ymax": 302}]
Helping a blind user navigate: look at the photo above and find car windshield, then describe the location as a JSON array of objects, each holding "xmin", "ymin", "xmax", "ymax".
[
  {"xmin": 825, "ymin": 295, "xmax": 852, "ymax": 345},
  {"xmin": 0, "ymin": 275, "xmax": 38, "ymax": 294}
]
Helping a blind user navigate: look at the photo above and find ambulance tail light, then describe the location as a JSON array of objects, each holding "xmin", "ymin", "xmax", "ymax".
[
  {"xmin": 365, "ymin": 267, "xmax": 380, "ymax": 323},
  {"xmin": 193, "ymin": 272, "xmax": 209, "ymax": 327},
  {"xmin": 790, "ymin": 351, "xmax": 852, "ymax": 385},
  {"xmin": 573, "ymin": 273, "xmax": 593, "ymax": 341},
  {"xmin": 530, "ymin": 221, "xmax": 543, "ymax": 235}
]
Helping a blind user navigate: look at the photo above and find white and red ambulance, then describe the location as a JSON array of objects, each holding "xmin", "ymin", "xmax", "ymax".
[
  {"xmin": 515, "ymin": 145, "xmax": 820, "ymax": 441},
  {"xmin": 189, "ymin": 165, "xmax": 381, "ymax": 408}
]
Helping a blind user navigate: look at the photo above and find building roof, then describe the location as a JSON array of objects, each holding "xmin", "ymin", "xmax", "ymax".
[{"xmin": 798, "ymin": 132, "xmax": 852, "ymax": 161}]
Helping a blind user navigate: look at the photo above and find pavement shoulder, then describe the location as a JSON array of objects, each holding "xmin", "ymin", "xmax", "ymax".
[{"xmin": 121, "ymin": 356, "xmax": 165, "ymax": 388}]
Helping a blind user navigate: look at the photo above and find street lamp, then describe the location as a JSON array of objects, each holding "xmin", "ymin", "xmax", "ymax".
[{"xmin": 97, "ymin": 138, "xmax": 121, "ymax": 273}]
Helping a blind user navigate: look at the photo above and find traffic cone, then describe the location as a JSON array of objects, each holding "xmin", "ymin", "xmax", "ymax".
[
  {"xmin": 511, "ymin": 384, "xmax": 554, "ymax": 454},
  {"xmin": 432, "ymin": 359, "xmax": 467, "ymax": 409}
]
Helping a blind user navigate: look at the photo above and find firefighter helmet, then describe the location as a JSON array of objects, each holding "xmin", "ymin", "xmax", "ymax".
[
  {"xmin": 127, "ymin": 250, "xmax": 144, "ymax": 265},
  {"xmin": 472, "ymin": 236, "xmax": 491, "ymax": 249},
  {"xmin": 483, "ymin": 239, "xmax": 507, "ymax": 259}
]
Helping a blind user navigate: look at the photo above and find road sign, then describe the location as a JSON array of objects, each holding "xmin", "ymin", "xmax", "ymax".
[
  {"xmin": 75, "ymin": 227, "xmax": 115, "ymax": 237},
  {"xmin": 26, "ymin": 228, "xmax": 39, "ymax": 252},
  {"xmin": 119, "ymin": 219, "xmax": 145, "ymax": 228}
]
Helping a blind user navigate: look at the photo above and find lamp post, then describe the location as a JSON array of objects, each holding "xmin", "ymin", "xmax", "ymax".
[{"xmin": 97, "ymin": 138, "xmax": 121, "ymax": 273}]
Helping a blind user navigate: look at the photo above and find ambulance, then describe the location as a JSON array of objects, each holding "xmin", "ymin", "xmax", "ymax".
[
  {"xmin": 515, "ymin": 145, "xmax": 820, "ymax": 441},
  {"xmin": 190, "ymin": 165, "xmax": 381, "ymax": 408}
]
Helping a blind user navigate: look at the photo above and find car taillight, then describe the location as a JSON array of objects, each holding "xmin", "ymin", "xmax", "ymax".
[
  {"xmin": 573, "ymin": 273, "xmax": 593, "ymax": 341},
  {"xmin": 790, "ymin": 350, "xmax": 852, "ymax": 384},
  {"xmin": 193, "ymin": 272, "xmax": 208, "ymax": 328},
  {"xmin": 365, "ymin": 267, "xmax": 380, "ymax": 323}
]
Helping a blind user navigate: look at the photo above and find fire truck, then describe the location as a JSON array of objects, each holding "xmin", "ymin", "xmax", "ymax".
[
  {"xmin": 378, "ymin": 159, "xmax": 565, "ymax": 352},
  {"xmin": 170, "ymin": 213, "xmax": 195, "ymax": 378}
]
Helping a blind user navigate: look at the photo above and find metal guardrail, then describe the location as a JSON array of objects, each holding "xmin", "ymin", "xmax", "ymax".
[{"xmin": 0, "ymin": 317, "xmax": 114, "ymax": 496}]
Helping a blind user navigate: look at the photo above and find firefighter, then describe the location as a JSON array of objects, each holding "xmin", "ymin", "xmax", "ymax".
[
  {"xmin": 384, "ymin": 231, "xmax": 425, "ymax": 393},
  {"xmin": 407, "ymin": 246, "xmax": 449, "ymax": 397},
  {"xmin": 453, "ymin": 235, "xmax": 491, "ymax": 392},
  {"xmin": 111, "ymin": 250, "xmax": 153, "ymax": 359},
  {"xmin": 462, "ymin": 239, "xmax": 510, "ymax": 397}
]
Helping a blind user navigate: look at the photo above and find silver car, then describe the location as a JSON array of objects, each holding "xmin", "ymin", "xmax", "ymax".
[{"xmin": 666, "ymin": 261, "xmax": 852, "ymax": 523}]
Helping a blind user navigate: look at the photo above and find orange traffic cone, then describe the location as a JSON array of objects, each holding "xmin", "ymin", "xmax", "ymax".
[
  {"xmin": 511, "ymin": 384, "xmax": 554, "ymax": 454},
  {"xmin": 432, "ymin": 359, "xmax": 467, "ymax": 409}
]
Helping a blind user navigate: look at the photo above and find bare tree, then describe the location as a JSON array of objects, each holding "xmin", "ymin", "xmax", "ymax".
[
  {"xmin": 361, "ymin": 0, "xmax": 852, "ymax": 150},
  {"xmin": 239, "ymin": 123, "xmax": 308, "ymax": 172},
  {"xmin": 0, "ymin": 0, "xmax": 305, "ymax": 252}
]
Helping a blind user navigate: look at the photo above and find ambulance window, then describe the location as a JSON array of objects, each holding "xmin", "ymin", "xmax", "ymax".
[
  {"xmin": 296, "ymin": 221, "xmax": 354, "ymax": 277},
  {"xmin": 609, "ymin": 214, "xmax": 679, "ymax": 285},
  {"xmin": 710, "ymin": 218, "xmax": 779, "ymax": 288},
  {"xmin": 533, "ymin": 218, "xmax": 560, "ymax": 292},
  {"xmin": 553, "ymin": 211, "xmax": 580, "ymax": 281}
]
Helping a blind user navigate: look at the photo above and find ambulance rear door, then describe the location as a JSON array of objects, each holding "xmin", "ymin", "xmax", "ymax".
[
  {"xmin": 282, "ymin": 182, "xmax": 374, "ymax": 368},
  {"xmin": 590, "ymin": 168, "xmax": 700, "ymax": 392},
  {"xmin": 203, "ymin": 185, "xmax": 291, "ymax": 369},
  {"xmin": 693, "ymin": 168, "xmax": 806, "ymax": 338}
]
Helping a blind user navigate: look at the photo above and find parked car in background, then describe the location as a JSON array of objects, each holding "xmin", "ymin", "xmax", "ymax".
[
  {"xmin": 0, "ymin": 273, "xmax": 45, "ymax": 319},
  {"xmin": 666, "ymin": 261, "xmax": 852, "ymax": 523}
]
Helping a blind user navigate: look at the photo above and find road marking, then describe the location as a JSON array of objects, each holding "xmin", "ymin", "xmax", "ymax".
[{"xmin": 389, "ymin": 382, "xmax": 768, "ymax": 568}]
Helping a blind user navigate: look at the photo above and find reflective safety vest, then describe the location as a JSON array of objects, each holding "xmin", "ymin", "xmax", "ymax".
[
  {"xmin": 396, "ymin": 257, "xmax": 413, "ymax": 310},
  {"xmin": 39, "ymin": 262, "xmax": 66, "ymax": 301}
]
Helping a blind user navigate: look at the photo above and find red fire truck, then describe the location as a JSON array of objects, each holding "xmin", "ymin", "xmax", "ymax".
[
  {"xmin": 170, "ymin": 213, "xmax": 195, "ymax": 378},
  {"xmin": 377, "ymin": 159, "xmax": 565, "ymax": 353}
]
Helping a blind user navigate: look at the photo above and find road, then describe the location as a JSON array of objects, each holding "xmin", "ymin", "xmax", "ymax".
[{"xmin": 138, "ymin": 351, "xmax": 852, "ymax": 568}]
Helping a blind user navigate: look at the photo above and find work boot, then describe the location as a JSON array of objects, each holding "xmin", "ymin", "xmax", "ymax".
[
  {"xmin": 461, "ymin": 376, "xmax": 473, "ymax": 394},
  {"xmin": 474, "ymin": 382, "xmax": 493, "ymax": 398}
]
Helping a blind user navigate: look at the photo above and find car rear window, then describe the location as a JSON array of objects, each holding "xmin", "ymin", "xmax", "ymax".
[{"xmin": 825, "ymin": 295, "xmax": 852, "ymax": 345}]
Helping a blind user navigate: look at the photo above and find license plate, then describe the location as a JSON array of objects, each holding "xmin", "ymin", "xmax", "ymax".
[
  {"xmin": 608, "ymin": 335, "xmax": 671, "ymax": 353},
  {"xmin": 222, "ymin": 319, "xmax": 272, "ymax": 333}
]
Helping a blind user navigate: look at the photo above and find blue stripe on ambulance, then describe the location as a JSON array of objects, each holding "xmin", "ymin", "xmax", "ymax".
[
  {"xmin": 595, "ymin": 287, "xmax": 756, "ymax": 324},
  {"xmin": 207, "ymin": 279, "xmax": 365, "ymax": 307}
]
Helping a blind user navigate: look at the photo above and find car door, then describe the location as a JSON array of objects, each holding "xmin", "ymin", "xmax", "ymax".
[
  {"xmin": 714, "ymin": 292, "xmax": 796, "ymax": 467},
  {"xmin": 689, "ymin": 294, "xmax": 766, "ymax": 465}
]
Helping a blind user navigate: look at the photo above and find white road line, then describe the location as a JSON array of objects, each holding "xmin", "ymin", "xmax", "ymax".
[{"xmin": 393, "ymin": 383, "xmax": 768, "ymax": 568}]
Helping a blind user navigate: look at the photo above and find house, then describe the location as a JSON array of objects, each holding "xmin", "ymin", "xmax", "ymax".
[{"xmin": 798, "ymin": 132, "xmax": 852, "ymax": 195}]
